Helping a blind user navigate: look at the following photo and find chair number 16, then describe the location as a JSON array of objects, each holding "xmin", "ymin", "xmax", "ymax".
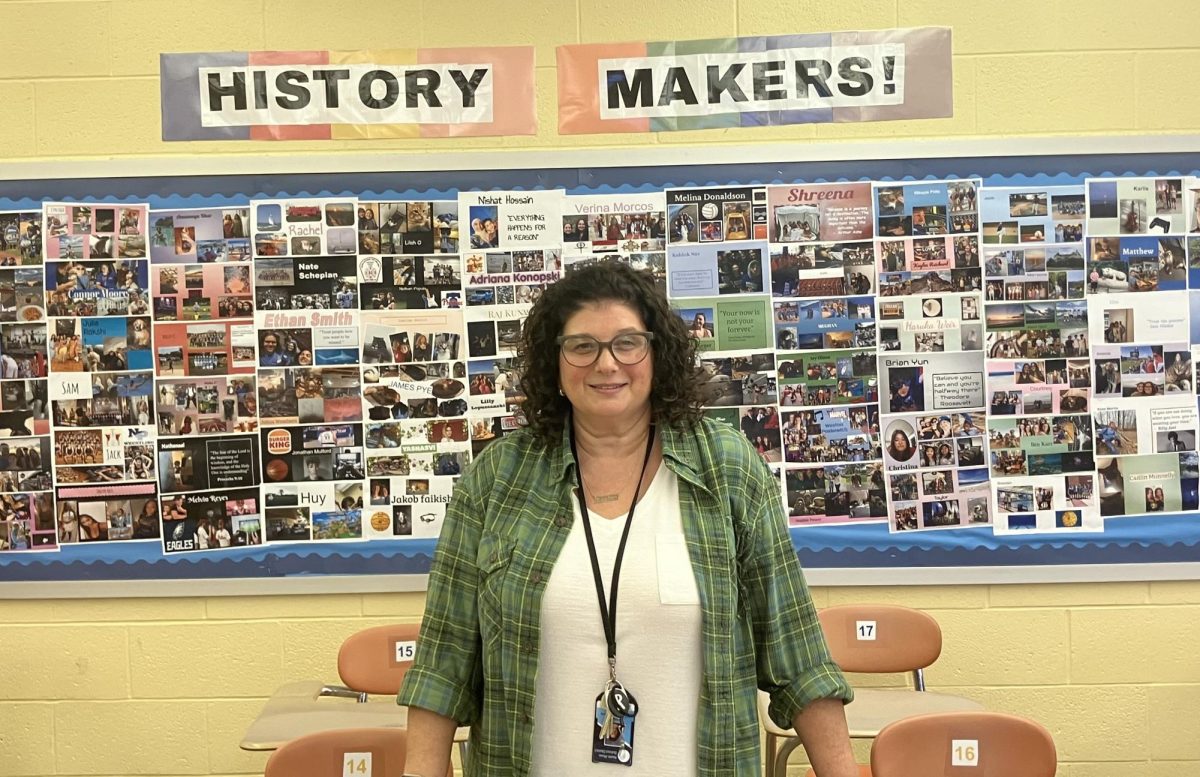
[{"xmin": 951, "ymin": 739, "xmax": 979, "ymax": 766}]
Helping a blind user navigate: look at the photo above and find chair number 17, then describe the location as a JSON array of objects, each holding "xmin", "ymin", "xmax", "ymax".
[
  {"xmin": 855, "ymin": 620, "xmax": 876, "ymax": 640},
  {"xmin": 343, "ymin": 752, "xmax": 372, "ymax": 776}
]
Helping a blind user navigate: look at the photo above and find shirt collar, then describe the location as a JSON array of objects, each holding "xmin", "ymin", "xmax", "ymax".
[{"xmin": 548, "ymin": 417, "xmax": 709, "ymax": 493}]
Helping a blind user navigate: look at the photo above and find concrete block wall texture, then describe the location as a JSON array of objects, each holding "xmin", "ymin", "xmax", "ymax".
[
  {"xmin": 1, "ymin": 0, "xmax": 1199, "ymax": 158},
  {"xmin": 1, "ymin": 1, "xmax": 1198, "ymax": 775},
  {"xmin": 2, "ymin": 584, "xmax": 1200, "ymax": 776}
]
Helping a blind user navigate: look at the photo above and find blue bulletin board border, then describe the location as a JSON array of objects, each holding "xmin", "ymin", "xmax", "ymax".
[
  {"xmin": 0, "ymin": 513, "xmax": 1198, "ymax": 584},
  {"xmin": 1, "ymin": 144, "xmax": 1199, "ymax": 589}
]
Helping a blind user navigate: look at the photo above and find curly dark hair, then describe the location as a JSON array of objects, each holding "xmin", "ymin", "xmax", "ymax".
[{"xmin": 517, "ymin": 260, "xmax": 705, "ymax": 444}]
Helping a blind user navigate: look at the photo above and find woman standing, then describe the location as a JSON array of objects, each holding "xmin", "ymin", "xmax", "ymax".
[{"xmin": 399, "ymin": 262, "xmax": 854, "ymax": 776}]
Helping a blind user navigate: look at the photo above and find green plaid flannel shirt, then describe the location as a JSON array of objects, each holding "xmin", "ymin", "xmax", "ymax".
[{"xmin": 397, "ymin": 417, "xmax": 851, "ymax": 776}]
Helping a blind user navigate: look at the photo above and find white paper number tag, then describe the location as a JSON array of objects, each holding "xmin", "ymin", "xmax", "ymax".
[
  {"xmin": 951, "ymin": 739, "xmax": 979, "ymax": 766},
  {"xmin": 343, "ymin": 751, "xmax": 372, "ymax": 776},
  {"xmin": 394, "ymin": 640, "xmax": 416, "ymax": 662},
  {"xmin": 855, "ymin": 620, "xmax": 877, "ymax": 640}
]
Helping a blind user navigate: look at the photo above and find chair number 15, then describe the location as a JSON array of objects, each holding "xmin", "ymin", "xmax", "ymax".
[
  {"xmin": 343, "ymin": 752, "xmax": 372, "ymax": 776},
  {"xmin": 855, "ymin": 620, "xmax": 876, "ymax": 640},
  {"xmin": 395, "ymin": 640, "xmax": 417, "ymax": 662}
]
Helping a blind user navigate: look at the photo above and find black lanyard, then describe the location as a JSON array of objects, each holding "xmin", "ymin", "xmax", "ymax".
[{"xmin": 569, "ymin": 422, "xmax": 656, "ymax": 663}]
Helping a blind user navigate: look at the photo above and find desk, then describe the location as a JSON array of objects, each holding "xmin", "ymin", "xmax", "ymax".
[
  {"xmin": 842, "ymin": 688, "xmax": 984, "ymax": 738},
  {"xmin": 759, "ymin": 688, "xmax": 984, "ymax": 777},
  {"xmin": 240, "ymin": 681, "xmax": 470, "ymax": 751}
]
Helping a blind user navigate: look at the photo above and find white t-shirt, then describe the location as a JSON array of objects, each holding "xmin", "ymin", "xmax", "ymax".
[{"xmin": 530, "ymin": 467, "xmax": 703, "ymax": 775}]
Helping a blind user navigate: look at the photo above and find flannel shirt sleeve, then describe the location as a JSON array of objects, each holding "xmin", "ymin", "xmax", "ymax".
[
  {"xmin": 395, "ymin": 448, "xmax": 493, "ymax": 725},
  {"xmin": 738, "ymin": 450, "xmax": 853, "ymax": 729}
]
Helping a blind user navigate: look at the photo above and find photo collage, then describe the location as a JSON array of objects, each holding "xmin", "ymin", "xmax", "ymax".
[
  {"xmin": 4, "ymin": 175, "xmax": 1199, "ymax": 554},
  {"xmin": 873, "ymin": 180, "xmax": 991, "ymax": 532}
]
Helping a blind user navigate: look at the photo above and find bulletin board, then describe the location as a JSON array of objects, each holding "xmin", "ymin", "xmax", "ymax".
[{"xmin": 1, "ymin": 137, "xmax": 1199, "ymax": 597}]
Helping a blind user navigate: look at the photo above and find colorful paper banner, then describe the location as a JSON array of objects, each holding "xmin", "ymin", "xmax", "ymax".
[
  {"xmin": 557, "ymin": 27, "xmax": 952, "ymax": 134},
  {"xmin": 160, "ymin": 48, "xmax": 536, "ymax": 141}
]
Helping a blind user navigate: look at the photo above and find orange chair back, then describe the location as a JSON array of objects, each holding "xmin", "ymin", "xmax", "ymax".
[
  {"xmin": 818, "ymin": 604, "xmax": 941, "ymax": 674},
  {"xmin": 803, "ymin": 765, "xmax": 873, "ymax": 777},
  {"xmin": 337, "ymin": 623, "xmax": 421, "ymax": 695},
  {"xmin": 871, "ymin": 711, "xmax": 1056, "ymax": 777},
  {"xmin": 264, "ymin": 728, "xmax": 409, "ymax": 777}
]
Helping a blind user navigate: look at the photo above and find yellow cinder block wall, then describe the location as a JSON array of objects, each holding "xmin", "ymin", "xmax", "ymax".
[{"xmin": 1, "ymin": 1, "xmax": 1199, "ymax": 776}]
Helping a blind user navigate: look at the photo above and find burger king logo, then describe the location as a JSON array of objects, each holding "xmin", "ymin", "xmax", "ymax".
[{"xmin": 266, "ymin": 429, "xmax": 292, "ymax": 455}]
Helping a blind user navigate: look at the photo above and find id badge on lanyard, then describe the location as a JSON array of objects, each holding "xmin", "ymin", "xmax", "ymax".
[
  {"xmin": 570, "ymin": 422, "xmax": 654, "ymax": 767},
  {"xmin": 592, "ymin": 678, "xmax": 638, "ymax": 765}
]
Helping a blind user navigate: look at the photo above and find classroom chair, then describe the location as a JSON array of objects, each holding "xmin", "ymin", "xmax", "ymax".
[
  {"xmin": 330, "ymin": 623, "xmax": 422, "ymax": 701},
  {"xmin": 870, "ymin": 711, "xmax": 1057, "ymax": 776},
  {"xmin": 263, "ymin": 727, "xmax": 453, "ymax": 777},
  {"xmin": 242, "ymin": 622, "xmax": 422, "ymax": 747},
  {"xmin": 760, "ymin": 604, "xmax": 982, "ymax": 777},
  {"xmin": 241, "ymin": 621, "xmax": 472, "ymax": 769}
]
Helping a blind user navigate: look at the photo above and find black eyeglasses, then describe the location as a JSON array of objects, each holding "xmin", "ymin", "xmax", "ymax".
[{"xmin": 556, "ymin": 331, "xmax": 654, "ymax": 367}]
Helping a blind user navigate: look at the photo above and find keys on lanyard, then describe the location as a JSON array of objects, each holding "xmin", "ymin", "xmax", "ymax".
[
  {"xmin": 598, "ymin": 659, "xmax": 638, "ymax": 739},
  {"xmin": 593, "ymin": 658, "xmax": 639, "ymax": 765}
]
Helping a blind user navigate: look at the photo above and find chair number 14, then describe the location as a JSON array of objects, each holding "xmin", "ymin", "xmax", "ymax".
[
  {"xmin": 951, "ymin": 739, "xmax": 979, "ymax": 766},
  {"xmin": 343, "ymin": 752, "xmax": 372, "ymax": 776},
  {"xmin": 855, "ymin": 620, "xmax": 876, "ymax": 640}
]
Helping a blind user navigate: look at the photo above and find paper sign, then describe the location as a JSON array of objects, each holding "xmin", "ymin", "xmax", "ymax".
[
  {"xmin": 394, "ymin": 640, "xmax": 416, "ymax": 662},
  {"xmin": 951, "ymin": 739, "xmax": 979, "ymax": 766},
  {"xmin": 343, "ymin": 752, "xmax": 372, "ymax": 776},
  {"xmin": 558, "ymin": 27, "xmax": 954, "ymax": 134},
  {"xmin": 161, "ymin": 48, "xmax": 536, "ymax": 141},
  {"xmin": 855, "ymin": 620, "xmax": 877, "ymax": 640}
]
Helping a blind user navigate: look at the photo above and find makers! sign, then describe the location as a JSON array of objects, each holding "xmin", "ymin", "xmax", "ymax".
[
  {"xmin": 160, "ymin": 48, "xmax": 535, "ymax": 141},
  {"xmin": 557, "ymin": 27, "xmax": 952, "ymax": 134}
]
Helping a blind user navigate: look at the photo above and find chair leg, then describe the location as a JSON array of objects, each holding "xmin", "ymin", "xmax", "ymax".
[
  {"xmin": 774, "ymin": 736, "xmax": 803, "ymax": 777},
  {"xmin": 457, "ymin": 741, "xmax": 469, "ymax": 774},
  {"xmin": 764, "ymin": 732, "xmax": 777, "ymax": 777}
]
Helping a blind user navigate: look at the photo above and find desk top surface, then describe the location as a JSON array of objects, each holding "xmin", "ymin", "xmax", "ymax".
[
  {"xmin": 245, "ymin": 683, "xmax": 985, "ymax": 750},
  {"xmin": 759, "ymin": 688, "xmax": 985, "ymax": 738},
  {"xmin": 240, "ymin": 681, "xmax": 470, "ymax": 751}
]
